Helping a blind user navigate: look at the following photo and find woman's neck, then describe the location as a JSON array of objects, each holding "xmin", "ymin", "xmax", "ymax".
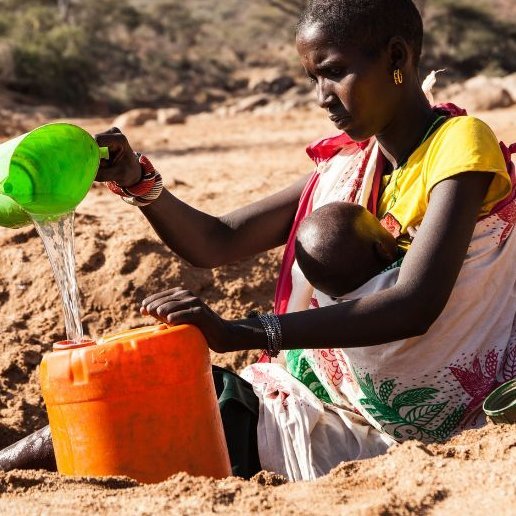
[{"xmin": 376, "ymin": 88, "xmax": 436, "ymax": 170}]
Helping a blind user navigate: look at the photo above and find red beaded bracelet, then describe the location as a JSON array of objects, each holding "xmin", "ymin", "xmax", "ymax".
[{"xmin": 106, "ymin": 153, "xmax": 163, "ymax": 207}]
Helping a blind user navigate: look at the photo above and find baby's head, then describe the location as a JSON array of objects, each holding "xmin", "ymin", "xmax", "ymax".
[{"xmin": 295, "ymin": 202, "xmax": 397, "ymax": 297}]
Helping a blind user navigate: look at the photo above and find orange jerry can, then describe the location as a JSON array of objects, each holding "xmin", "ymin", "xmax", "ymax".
[{"xmin": 39, "ymin": 324, "xmax": 232, "ymax": 483}]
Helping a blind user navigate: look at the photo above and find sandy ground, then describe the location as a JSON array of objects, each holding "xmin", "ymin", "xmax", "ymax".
[{"xmin": 0, "ymin": 104, "xmax": 514, "ymax": 513}]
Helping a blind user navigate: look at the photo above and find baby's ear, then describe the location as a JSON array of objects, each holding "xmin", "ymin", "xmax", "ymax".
[{"xmin": 374, "ymin": 239, "xmax": 397, "ymax": 262}]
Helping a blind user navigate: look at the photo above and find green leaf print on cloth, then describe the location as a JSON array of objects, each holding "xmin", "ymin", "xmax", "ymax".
[
  {"xmin": 285, "ymin": 349, "xmax": 332, "ymax": 404},
  {"xmin": 354, "ymin": 370, "xmax": 466, "ymax": 442}
]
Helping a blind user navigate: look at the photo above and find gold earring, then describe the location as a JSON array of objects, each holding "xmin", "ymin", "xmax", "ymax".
[{"xmin": 394, "ymin": 69, "xmax": 403, "ymax": 85}]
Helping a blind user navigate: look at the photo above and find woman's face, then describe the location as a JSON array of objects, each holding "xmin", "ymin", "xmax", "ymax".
[{"xmin": 296, "ymin": 23, "xmax": 400, "ymax": 142}]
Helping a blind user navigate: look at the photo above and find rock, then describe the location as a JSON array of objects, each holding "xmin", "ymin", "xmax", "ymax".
[
  {"xmin": 226, "ymin": 77, "xmax": 249, "ymax": 91},
  {"xmin": 494, "ymin": 72, "xmax": 516, "ymax": 103},
  {"xmin": 244, "ymin": 67, "xmax": 282, "ymax": 89},
  {"xmin": 242, "ymin": 67, "xmax": 296, "ymax": 96},
  {"xmin": 0, "ymin": 108, "xmax": 33, "ymax": 138},
  {"xmin": 213, "ymin": 105, "xmax": 233, "ymax": 118},
  {"xmin": 437, "ymin": 75, "xmax": 514, "ymax": 111},
  {"xmin": 254, "ymin": 96, "xmax": 313, "ymax": 116},
  {"xmin": 192, "ymin": 88, "xmax": 228, "ymax": 106},
  {"xmin": 232, "ymin": 94, "xmax": 270, "ymax": 113},
  {"xmin": 156, "ymin": 108, "xmax": 186, "ymax": 125},
  {"xmin": 283, "ymin": 84, "xmax": 314, "ymax": 98},
  {"xmin": 462, "ymin": 75, "xmax": 492, "ymax": 89},
  {"xmin": 435, "ymin": 82, "xmax": 463, "ymax": 100},
  {"xmin": 451, "ymin": 86, "xmax": 512, "ymax": 111},
  {"xmin": 143, "ymin": 119, "xmax": 160, "ymax": 128},
  {"xmin": 22, "ymin": 349, "xmax": 42, "ymax": 367},
  {"xmin": 253, "ymin": 75, "xmax": 295, "ymax": 95},
  {"xmin": 169, "ymin": 84, "xmax": 189, "ymax": 102},
  {"xmin": 203, "ymin": 88, "xmax": 228, "ymax": 103},
  {"xmin": 253, "ymin": 102, "xmax": 284, "ymax": 116},
  {"xmin": 112, "ymin": 108, "xmax": 157, "ymax": 128},
  {"xmin": 36, "ymin": 105, "xmax": 65, "ymax": 120}
]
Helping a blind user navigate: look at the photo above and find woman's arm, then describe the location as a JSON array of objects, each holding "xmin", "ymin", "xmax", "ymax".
[
  {"xmin": 141, "ymin": 172, "xmax": 493, "ymax": 353},
  {"xmin": 240, "ymin": 171, "xmax": 493, "ymax": 350},
  {"xmin": 140, "ymin": 175, "xmax": 309, "ymax": 268},
  {"xmin": 95, "ymin": 128, "xmax": 309, "ymax": 268}
]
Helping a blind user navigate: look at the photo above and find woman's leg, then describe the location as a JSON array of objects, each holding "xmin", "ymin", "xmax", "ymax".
[{"xmin": 0, "ymin": 425, "xmax": 56, "ymax": 472}]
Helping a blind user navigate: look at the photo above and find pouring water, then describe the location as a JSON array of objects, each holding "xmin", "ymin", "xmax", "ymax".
[{"xmin": 32, "ymin": 212, "xmax": 84, "ymax": 343}]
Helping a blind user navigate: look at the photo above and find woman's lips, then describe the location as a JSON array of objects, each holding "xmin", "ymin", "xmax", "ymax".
[{"xmin": 328, "ymin": 114, "xmax": 351, "ymax": 129}]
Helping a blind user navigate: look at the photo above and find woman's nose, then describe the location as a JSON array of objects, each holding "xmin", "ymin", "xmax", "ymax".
[{"xmin": 316, "ymin": 79, "xmax": 336, "ymax": 108}]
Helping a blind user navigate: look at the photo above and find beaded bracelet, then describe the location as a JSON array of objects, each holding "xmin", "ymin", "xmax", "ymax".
[
  {"xmin": 106, "ymin": 152, "xmax": 163, "ymax": 207},
  {"xmin": 249, "ymin": 312, "xmax": 282, "ymax": 360}
]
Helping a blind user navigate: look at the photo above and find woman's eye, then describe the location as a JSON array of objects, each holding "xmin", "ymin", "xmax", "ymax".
[
  {"xmin": 327, "ymin": 68, "xmax": 345, "ymax": 78},
  {"xmin": 306, "ymin": 75, "xmax": 316, "ymax": 84}
]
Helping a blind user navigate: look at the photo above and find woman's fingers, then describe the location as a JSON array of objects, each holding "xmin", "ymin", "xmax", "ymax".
[
  {"xmin": 154, "ymin": 297, "xmax": 198, "ymax": 320},
  {"xmin": 141, "ymin": 288, "xmax": 190, "ymax": 313},
  {"xmin": 139, "ymin": 288, "xmax": 232, "ymax": 353},
  {"xmin": 104, "ymin": 127, "xmax": 122, "ymax": 134},
  {"xmin": 142, "ymin": 287, "xmax": 187, "ymax": 304},
  {"xmin": 95, "ymin": 131, "xmax": 128, "ymax": 169},
  {"xmin": 141, "ymin": 301, "xmax": 199, "ymax": 324},
  {"xmin": 94, "ymin": 128, "xmax": 141, "ymax": 186},
  {"xmin": 141, "ymin": 289, "xmax": 197, "ymax": 321},
  {"xmin": 95, "ymin": 128, "xmax": 127, "ymax": 152},
  {"xmin": 165, "ymin": 306, "xmax": 203, "ymax": 325}
]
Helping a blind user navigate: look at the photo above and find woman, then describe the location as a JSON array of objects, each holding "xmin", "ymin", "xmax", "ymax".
[
  {"xmin": 1, "ymin": 0, "xmax": 514, "ymax": 480},
  {"xmin": 99, "ymin": 0, "xmax": 515, "ymax": 480}
]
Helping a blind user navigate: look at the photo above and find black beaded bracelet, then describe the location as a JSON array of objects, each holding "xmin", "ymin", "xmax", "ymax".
[{"xmin": 257, "ymin": 313, "xmax": 282, "ymax": 360}]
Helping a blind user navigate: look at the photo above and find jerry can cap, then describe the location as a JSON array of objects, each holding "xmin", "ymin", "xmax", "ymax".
[{"xmin": 53, "ymin": 339, "xmax": 96, "ymax": 352}]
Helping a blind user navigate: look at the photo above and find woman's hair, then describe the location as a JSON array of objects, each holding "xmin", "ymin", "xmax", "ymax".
[{"xmin": 297, "ymin": 0, "xmax": 423, "ymax": 65}]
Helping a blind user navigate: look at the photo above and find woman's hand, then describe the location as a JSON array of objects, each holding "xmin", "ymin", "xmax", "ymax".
[
  {"xmin": 140, "ymin": 287, "xmax": 234, "ymax": 353},
  {"xmin": 94, "ymin": 127, "xmax": 142, "ymax": 187}
]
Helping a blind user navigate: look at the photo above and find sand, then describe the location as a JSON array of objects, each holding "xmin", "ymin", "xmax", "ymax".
[{"xmin": 0, "ymin": 104, "xmax": 514, "ymax": 513}]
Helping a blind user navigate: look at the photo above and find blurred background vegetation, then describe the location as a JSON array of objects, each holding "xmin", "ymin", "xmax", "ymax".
[{"xmin": 0, "ymin": 0, "xmax": 514, "ymax": 114}]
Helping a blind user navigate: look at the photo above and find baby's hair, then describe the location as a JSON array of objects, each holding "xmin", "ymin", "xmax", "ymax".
[
  {"xmin": 297, "ymin": 0, "xmax": 423, "ymax": 65},
  {"xmin": 295, "ymin": 202, "xmax": 396, "ymax": 297}
]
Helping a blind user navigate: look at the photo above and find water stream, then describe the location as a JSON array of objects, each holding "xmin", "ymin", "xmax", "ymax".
[{"xmin": 32, "ymin": 212, "xmax": 83, "ymax": 343}]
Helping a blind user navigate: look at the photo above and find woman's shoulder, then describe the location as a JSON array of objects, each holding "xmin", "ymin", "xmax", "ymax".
[
  {"xmin": 435, "ymin": 115, "xmax": 498, "ymax": 142},
  {"xmin": 423, "ymin": 114, "xmax": 511, "ymax": 213},
  {"xmin": 428, "ymin": 114, "xmax": 505, "ymax": 167}
]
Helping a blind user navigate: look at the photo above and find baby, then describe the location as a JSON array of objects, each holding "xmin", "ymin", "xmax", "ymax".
[{"xmin": 295, "ymin": 202, "xmax": 399, "ymax": 299}]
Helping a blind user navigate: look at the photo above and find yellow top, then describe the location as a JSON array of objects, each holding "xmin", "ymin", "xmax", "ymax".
[{"xmin": 377, "ymin": 116, "xmax": 511, "ymax": 250}]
